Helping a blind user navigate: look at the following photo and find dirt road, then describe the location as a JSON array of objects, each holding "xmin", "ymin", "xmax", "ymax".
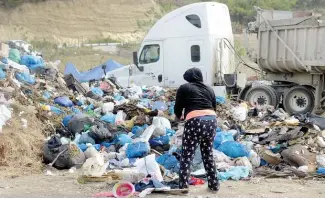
[{"xmin": 0, "ymin": 172, "xmax": 324, "ymax": 198}]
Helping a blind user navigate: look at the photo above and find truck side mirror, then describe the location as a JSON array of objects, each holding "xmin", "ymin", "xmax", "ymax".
[
  {"xmin": 133, "ymin": 51, "xmax": 138, "ymax": 66},
  {"xmin": 133, "ymin": 51, "xmax": 144, "ymax": 72}
]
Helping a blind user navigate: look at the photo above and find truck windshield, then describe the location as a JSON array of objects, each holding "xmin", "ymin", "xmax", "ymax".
[{"xmin": 139, "ymin": 44, "xmax": 160, "ymax": 64}]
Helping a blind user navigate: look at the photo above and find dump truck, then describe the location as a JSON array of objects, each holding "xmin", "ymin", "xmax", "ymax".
[
  {"xmin": 106, "ymin": 2, "xmax": 325, "ymax": 114},
  {"xmin": 239, "ymin": 7, "xmax": 325, "ymax": 114}
]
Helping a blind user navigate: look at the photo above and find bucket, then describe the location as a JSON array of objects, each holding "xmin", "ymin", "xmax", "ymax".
[{"xmin": 112, "ymin": 181, "xmax": 135, "ymax": 198}]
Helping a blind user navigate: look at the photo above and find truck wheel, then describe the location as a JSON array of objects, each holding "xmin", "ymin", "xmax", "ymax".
[
  {"xmin": 244, "ymin": 85, "xmax": 278, "ymax": 107},
  {"xmin": 283, "ymin": 86, "xmax": 315, "ymax": 114}
]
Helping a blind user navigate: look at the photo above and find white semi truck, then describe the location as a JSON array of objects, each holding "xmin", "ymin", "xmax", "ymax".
[{"xmin": 106, "ymin": 2, "xmax": 325, "ymax": 115}]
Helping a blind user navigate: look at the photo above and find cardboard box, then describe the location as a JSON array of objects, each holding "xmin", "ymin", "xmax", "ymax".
[{"xmin": 0, "ymin": 43, "xmax": 9, "ymax": 58}]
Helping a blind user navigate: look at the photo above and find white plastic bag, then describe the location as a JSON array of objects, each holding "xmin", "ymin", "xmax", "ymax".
[
  {"xmin": 115, "ymin": 110, "xmax": 126, "ymax": 126},
  {"xmin": 213, "ymin": 150, "xmax": 231, "ymax": 163},
  {"xmin": 316, "ymin": 154, "xmax": 325, "ymax": 167},
  {"xmin": 0, "ymin": 105, "xmax": 11, "ymax": 132},
  {"xmin": 316, "ymin": 136, "xmax": 325, "ymax": 148},
  {"xmin": 102, "ymin": 102, "xmax": 114, "ymax": 114},
  {"xmin": 135, "ymin": 125, "xmax": 156, "ymax": 142},
  {"xmin": 135, "ymin": 154, "xmax": 163, "ymax": 182},
  {"xmin": 231, "ymin": 103, "xmax": 248, "ymax": 121},
  {"xmin": 80, "ymin": 154, "xmax": 109, "ymax": 177},
  {"xmin": 249, "ymin": 150, "xmax": 261, "ymax": 167},
  {"xmin": 84, "ymin": 144, "xmax": 100, "ymax": 159},
  {"xmin": 234, "ymin": 157, "xmax": 253, "ymax": 171},
  {"xmin": 152, "ymin": 117, "xmax": 171, "ymax": 137}
]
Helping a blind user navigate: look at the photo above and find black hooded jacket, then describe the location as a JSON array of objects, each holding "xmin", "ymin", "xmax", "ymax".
[{"xmin": 174, "ymin": 67, "xmax": 216, "ymax": 119}]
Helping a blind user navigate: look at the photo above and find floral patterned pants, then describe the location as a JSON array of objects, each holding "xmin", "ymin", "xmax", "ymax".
[{"xmin": 179, "ymin": 116, "xmax": 219, "ymax": 191}]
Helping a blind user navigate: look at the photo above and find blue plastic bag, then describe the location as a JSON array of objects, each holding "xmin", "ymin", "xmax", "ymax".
[
  {"xmin": 149, "ymin": 135, "xmax": 170, "ymax": 147},
  {"xmin": 1, "ymin": 57, "xmax": 8, "ymax": 64},
  {"xmin": 213, "ymin": 131, "xmax": 234, "ymax": 149},
  {"xmin": 100, "ymin": 113, "xmax": 116, "ymax": 124},
  {"xmin": 131, "ymin": 125, "xmax": 148, "ymax": 137},
  {"xmin": 126, "ymin": 142, "xmax": 150, "ymax": 158},
  {"xmin": 71, "ymin": 107, "xmax": 81, "ymax": 114},
  {"xmin": 166, "ymin": 128, "xmax": 176, "ymax": 136},
  {"xmin": 217, "ymin": 141, "xmax": 249, "ymax": 158},
  {"xmin": 216, "ymin": 96, "xmax": 226, "ymax": 104},
  {"xmin": 50, "ymin": 106, "xmax": 65, "ymax": 115},
  {"xmin": 78, "ymin": 144, "xmax": 88, "ymax": 152},
  {"xmin": 115, "ymin": 134, "xmax": 132, "ymax": 146},
  {"xmin": 217, "ymin": 166, "xmax": 250, "ymax": 181},
  {"xmin": 317, "ymin": 168, "xmax": 325, "ymax": 174},
  {"xmin": 43, "ymin": 91, "xmax": 51, "ymax": 100},
  {"xmin": 15, "ymin": 72, "xmax": 36, "ymax": 85},
  {"xmin": 91, "ymin": 87, "xmax": 104, "ymax": 97},
  {"xmin": 0, "ymin": 68, "xmax": 6, "ymax": 80},
  {"xmin": 84, "ymin": 104, "xmax": 94, "ymax": 112},
  {"xmin": 152, "ymin": 101, "xmax": 168, "ymax": 111},
  {"xmin": 79, "ymin": 133, "xmax": 96, "ymax": 145},
  {"xmin": 62, "ymin": 115, "xmax": 73, "ymax": 127},
  {"xmin": 156, "ymin": 153, "xmax": 180, "ymax": 172},
  {"xmin": 20, "ymin": 55, "xmax": 45, "ymax": 70},
  {"xmin": 54, "ymin": 96, "xmax": 73, "ymax": 107},
  {"xmin": 168, "ymin": 101, "xmax": 175, "ymax": 115}
]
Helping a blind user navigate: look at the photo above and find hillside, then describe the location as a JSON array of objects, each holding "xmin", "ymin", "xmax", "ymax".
[{"xmin": 0, "ymin": 0, "xmax": 160, "ymax": 45}]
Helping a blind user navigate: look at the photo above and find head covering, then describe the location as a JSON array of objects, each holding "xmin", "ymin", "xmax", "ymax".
[{"xmin": 183, "ymin": 67, "xmax": 203, "ymax": 83}]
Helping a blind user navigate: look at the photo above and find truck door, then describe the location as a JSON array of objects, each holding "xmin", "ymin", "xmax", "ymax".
[
  {"xmin": 164, "ymin": 40, "xmax": 204, "ymax": 87},
  {"xmin": 133, "ymin": 41, "xmax": 164, "ymax": 86}
]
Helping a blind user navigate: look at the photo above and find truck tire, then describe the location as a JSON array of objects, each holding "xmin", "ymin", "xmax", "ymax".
[
  {"xmin": 244, "ymin": 85, "xmax": 278, "ymax": 107},
  {"xmin": 283, "ymin": 86, "xmax": 315, "ymax": 114}
]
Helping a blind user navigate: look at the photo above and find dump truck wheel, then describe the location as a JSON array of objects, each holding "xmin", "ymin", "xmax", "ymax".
[
  {"xmin": 244, "ymin": 85, "xmax": 278, "ymax": 107},
  {"xmin": 283, "ymin": 86, "xmax": 315, "ymax": 114}
]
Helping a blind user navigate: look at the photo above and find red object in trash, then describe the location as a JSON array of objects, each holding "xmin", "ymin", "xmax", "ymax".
[
  {"xmin": 92, "ymin": 192, "xmax": 114, "ymax": 198},
  {"xmin": 189, "ymin": 177, "xmax": 205, "ymax": 185}
]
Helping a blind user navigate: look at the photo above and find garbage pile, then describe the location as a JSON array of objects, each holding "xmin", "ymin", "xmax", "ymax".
[{"xmin": 1, "ymin": 41, "xmax": 325, "ymax": 196}]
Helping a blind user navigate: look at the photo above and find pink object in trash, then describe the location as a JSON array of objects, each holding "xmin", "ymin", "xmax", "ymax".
[
  {"xmin": 112, "ymin": 181, "xmax": 135, "ymax": 198},
  {"xmin": 92, "ymin": 192, "xmax": 114, "ymax": 198}
]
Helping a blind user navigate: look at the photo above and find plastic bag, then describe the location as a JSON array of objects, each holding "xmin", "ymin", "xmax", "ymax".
[
  {"xmin": 15, "ymin": 72, "xmax": 36, "ymax": 85},
  {"xmin": 231, "ymin": 103, "xmax": 248, "ymax": 121},
  {"xmin": 234, "ymin": 157, "xmax": 253, "ymax": 171},
  {"xmin": 20, "ymin": 55, "xmax": 45, "ymax": 70},
  {"xmin": 213, "ymin": 131, "xmax": 234, "ymax": 149},
  {"xmin": 0, "ymin": 68, "xmax": 6, "ymax": 80},
  {"xmin": 102, "ymin": 102, "xmax": 114, "ymax": 114},
  {"xmin": 152, "ymin": 117, "xmax": 171, "ymax": 137},
  {"xmin": 189, "ymin": 177, "xmax": 205, "ymax": 185},
  {"xmin": 91, "ymin": 87, "xmax": 104, "ymax": 97},
  {"xmin": 50, "ymin": 106, "xmax": 65, "ymax": 115},
  {"xmin": 216, "ymin": 96, "xmax": 226, "ymax": 104},
  {"xmin": 217, "ymin": 166, "xmax": 250, "ymax": 181},
  {"xmin": 115, "ymin": 134, "xmax": 132, "ymax": 146},
  {"xmin": 135, "ymin": 154, "xmax": 163, "ymax": 182},
  {"xmin": 79, "ymin": 133, "xmax": 96, "ymax": 145},
  {"xmin": 0, "ymin": 105, "xmax": 11, "ymax": 132},
  {"xmin": 100, "ymin": 113, "xmax": 116, "ymax": 124},
  {"xmin": 316, "ymin": 154, "xmax": 325, "ymax": 167},
  {"xmin": 54, "ymin": 96, "xmax": 73, "ymax": 107},
  {"xmin": 80, "ymin": 153, "xmax": 109, "ymax": 177},
  {"xmin": 149, "ymin": 135, "xmax": 170, "ymax": 147},
  {"xmin": 213, "ymin": 150, "xmax": 231, "ymax": 163},
  {"xmin": 84, "ymin": 144, "xmax": 100, "ymax": 159},
  {"xmin": 8, "ymin": 49, "xmax": 21, "ymax": 63},
  {"xmin": 217, "ymin": 141, "xmax": 249, "ymax": 158},
  {"xmin": 249, "ymin": 150, "xmax": 261, "ymax": 167},
  {"xmin": 43, "ymin": 143, "xmax": 86, "ymax": 170},
  {"xmin": 156, "ymin": 153, "xmax": 179, "ymax": 172},
  {"xmin": 152, "ymin": 101, "xmax": 168, "ymax": 111},
  {"xmin": 115, "ymin": 110, "xmax": 126, "ymax": 126},
  {"xmin": 126, "ymin": 142, "xmax": 150, "ymax": 158},
  {"xmin": 132, "ymin": 125, "xmax": 148, "ymax": 137}
]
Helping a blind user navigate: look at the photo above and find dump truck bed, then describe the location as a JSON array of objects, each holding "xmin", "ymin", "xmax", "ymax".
[{"xmin": 257, "ymin": 16, "xmax": 325, "ymax": 73}]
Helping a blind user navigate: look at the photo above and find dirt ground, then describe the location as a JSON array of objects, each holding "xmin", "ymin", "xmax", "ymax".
[{"xmin": 0, "ymin": 172, "xmax": 324, "ymax": 198}]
